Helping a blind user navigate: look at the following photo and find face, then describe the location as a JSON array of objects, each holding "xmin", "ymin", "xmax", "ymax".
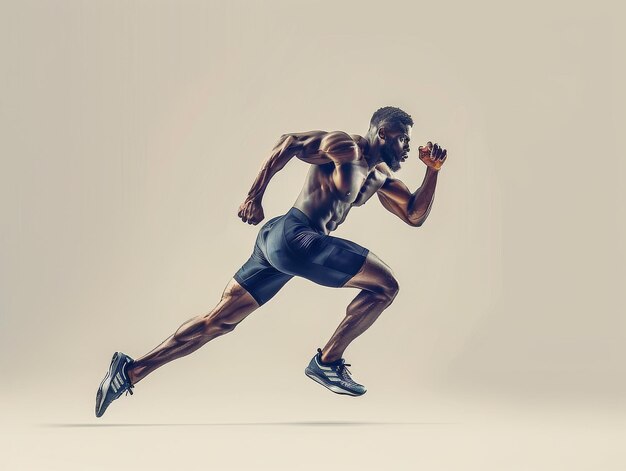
[{"xmin": 379, "ymin": 124, "xmax": 411, "ymax": 171}]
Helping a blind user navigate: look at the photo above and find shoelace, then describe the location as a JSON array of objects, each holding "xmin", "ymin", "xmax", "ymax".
[
  {"xmin": 124, "ymin": 360, "xmax": 135, "ymax": 396},
  {"xmin": 338, "ymin": 362, "xmax": 353, "ymax": 381}
]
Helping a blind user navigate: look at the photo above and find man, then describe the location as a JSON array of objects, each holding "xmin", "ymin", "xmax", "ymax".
[{"xmin": 95, "ymin": 106, "xmax": 447, "ymax": 417}]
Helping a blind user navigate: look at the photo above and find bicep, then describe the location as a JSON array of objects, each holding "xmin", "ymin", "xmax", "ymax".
[
  {"xmin": 269, "ymin": 133, "xmax": 330, "ymax": 166},
  {"xmin": 378, "ymin": 176, "xmax": 413, "ymax": 206},
  {"xmin": 377, "ymin": 192, "xmax": 412, "ymax": 225},
  {"xmin": 269, "ymin": 130, "xmax": 357, "ymax": 167},
  {"xmin": 276, "ymin": 131, "xmax": 355, "ymax": 166},
  {"xmin": 376, "ymin": 169, "xmax": 415, "ymax": 225}
]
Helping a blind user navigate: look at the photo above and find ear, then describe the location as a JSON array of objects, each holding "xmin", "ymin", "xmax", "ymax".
[{"xmin": 377, "ymin": 126, "xmax": 386, "ymax": 141}]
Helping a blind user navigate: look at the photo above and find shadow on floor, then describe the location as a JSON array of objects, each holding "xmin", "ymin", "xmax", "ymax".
[{"xmin": 42, "ymin": 421, "xmax": 457, "ymax": 428}]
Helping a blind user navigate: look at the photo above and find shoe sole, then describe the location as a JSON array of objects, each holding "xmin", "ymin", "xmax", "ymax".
[{"xmin": 304, "ymin": 368, "xmax": 365, "ymax": 396}]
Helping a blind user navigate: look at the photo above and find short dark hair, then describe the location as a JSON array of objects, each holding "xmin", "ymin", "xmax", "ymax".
[{"xmin": 370, "ymin": 106, "xmax": 413, "ymax": 130}]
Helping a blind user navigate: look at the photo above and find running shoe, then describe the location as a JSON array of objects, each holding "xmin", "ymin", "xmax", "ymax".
[
  {"xmin": 305, "ymin": 348, "xmax": 366, "ymax": 396},
  {"xmin": 95, "ymin": 352, "xmax": 134, "ymax": 417}
]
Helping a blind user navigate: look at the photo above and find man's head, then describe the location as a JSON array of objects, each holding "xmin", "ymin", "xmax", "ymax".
[{"xmin": 369, "ymin": 106, "xmax": 413, "ymax": 171}]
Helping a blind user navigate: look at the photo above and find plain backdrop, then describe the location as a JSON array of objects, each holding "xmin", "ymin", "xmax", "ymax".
[{"xmin": 0, "ymin": 1, "xmax": 624, "ymax": 469}]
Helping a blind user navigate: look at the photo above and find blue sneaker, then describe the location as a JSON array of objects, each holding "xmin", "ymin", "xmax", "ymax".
[
  {"xmin": 95, "ymin": 352, "xmax": 135, "ymax": 417},
  {"xmin": 305, "ymin": 348, "xmax": 366, "ymax": 396}
]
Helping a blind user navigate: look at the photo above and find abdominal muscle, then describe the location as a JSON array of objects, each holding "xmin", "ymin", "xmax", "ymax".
[{"xmin": 293, "ymin": 164, "xmax": 358, "ymax": 234}]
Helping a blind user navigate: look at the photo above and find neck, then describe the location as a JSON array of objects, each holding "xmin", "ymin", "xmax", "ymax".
[{"xmin": 363, "ymin": 129, "xmax": 383, "ymax": 169}]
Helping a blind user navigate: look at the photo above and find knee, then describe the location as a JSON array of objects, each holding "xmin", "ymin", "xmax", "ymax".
[
  {"xmin": 372, "ymin": 274, "xmax": 399, "ymax": 304},
  {"xmin": 204, "ymin": 285, "xmax": 247, "ymax": 335},
  {"xmin": 221, "ymin": 280, "xmax": 247, "ymax": 301},
  {"xmin": 383, "ymin": 276, "xmax": 400, "ymax": 303}
]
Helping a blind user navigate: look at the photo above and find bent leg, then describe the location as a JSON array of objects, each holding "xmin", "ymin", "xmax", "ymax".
[
  {"xmin": 127, "ymin": 278, "xmax": 259, "ymax": 384},
  {"xmin": 320, "ymin": 252, "xmax": 399, "ymax": 364}
]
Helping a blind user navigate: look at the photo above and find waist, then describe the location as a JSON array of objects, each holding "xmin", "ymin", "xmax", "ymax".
[{"xmin": 286, "ymin": 207, "xmax": 326, "ymax": 234}]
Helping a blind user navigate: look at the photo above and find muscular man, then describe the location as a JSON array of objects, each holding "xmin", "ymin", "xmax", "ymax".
[{"xmin": 95, "ymin": 106, "xmax": 448, "ymax": 417}]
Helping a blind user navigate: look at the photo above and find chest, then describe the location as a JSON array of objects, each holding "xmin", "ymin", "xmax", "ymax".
[
  {"xmin": 351, "ymin": 170, "xmax": 386, "ymax": 207},
  {"xmin": 332, "ymin": 161, "xmax": 370, "ymax": 200}
]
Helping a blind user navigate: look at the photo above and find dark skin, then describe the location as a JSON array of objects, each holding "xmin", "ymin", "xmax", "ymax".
[{"xmin": 127, "ymin": 122, "xmax": 447, "ymax": 384}]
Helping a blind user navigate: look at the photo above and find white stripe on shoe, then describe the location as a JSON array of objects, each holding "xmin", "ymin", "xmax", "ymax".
[{"xmin": 315, "ymin": 357, "xmax": 335, "ymax": 371}]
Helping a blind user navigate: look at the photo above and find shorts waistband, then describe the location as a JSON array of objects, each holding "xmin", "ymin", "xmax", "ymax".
[{"xmin": 286, "ymin": 207, "xmax": 325, "ymax": 234}]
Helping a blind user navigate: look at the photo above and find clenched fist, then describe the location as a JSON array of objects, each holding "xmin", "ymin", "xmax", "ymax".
[
  {"xmin": 237, "ymin": 197, "xmax": 265, "ymax": 225},
  {"xmin": 418, "ymin": 141, "xmax": 448, "ymax": 171}
]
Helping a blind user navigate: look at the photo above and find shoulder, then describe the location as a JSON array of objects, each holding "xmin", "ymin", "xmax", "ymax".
[
  {"xmin": 374, "ymin": 162, "xmax": 404, "ymax": 191},
  {"xmin": 277, "ymin": 130, "xmax": 355, "ymax": 154},
  {"xmin": 280, "ymin": 130, "xmax": 360, "ymax": 152},
  {"xmin": 320, "ymin": 130, "xmax": 358, "ymax": 149},
  {"xmin": 319, "ymin": 131, "xmax": 361, "ymax": 163},
  {"xmin": 375, "ymin": 162, "xmax": 394, "ymax": 179},
  {"xmin": 276, "ymin": 130, "xmax": 325, "ymax": 149}
]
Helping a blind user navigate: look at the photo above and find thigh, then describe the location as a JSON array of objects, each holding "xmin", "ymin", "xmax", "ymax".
[
  {"xmin": 233, "ymin": 214, "xmax": 293, "ymax": 306},
  {"xmin": 233, "ymin": 255, "xmax": 293, "ymax": 306},
  {"xmin": 316, "ymin": 234, "xmax": 370, "ymax": 287},
  {"xmin": 271, "ymin": 229, "xmax": 370, "ymax": 288}
]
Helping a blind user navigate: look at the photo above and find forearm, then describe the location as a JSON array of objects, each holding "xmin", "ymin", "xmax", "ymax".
[
  {"xmin": 246, "ymin": 156, "xmax": 289, "ymax": 201},
  {"xmin": 246, "ymin": 135, "xmax": 296, "ymax": 201},
  {"xmin": 407, "ymin": 167, "xmax": 439, "ymax": 225}
]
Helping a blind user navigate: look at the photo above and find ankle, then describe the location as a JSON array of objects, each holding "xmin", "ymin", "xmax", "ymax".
[
  {"xmin": 126, "ymin": 363, "xmax": 138, "ymax": 385},
  {"xmin": 319, "ymin": 351, "xmax": 341, "ymax": 365}
]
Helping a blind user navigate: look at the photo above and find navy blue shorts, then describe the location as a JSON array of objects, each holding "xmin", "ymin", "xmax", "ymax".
[{"xmin": 233, "ymin": 207, "xmax": 369, "ymax": 306}]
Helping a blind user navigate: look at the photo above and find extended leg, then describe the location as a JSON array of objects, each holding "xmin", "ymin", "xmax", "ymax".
[
  {"xmin": 320, "ymin": 252, "xmax": 399, "ymax": 364},
  {"xmin": 127, "ymin": 278, "xmax": 259, "ymax": 384}
]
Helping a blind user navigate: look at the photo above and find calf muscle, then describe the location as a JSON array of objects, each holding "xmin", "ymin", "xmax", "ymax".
[{"xmin": 127, "ymin": 279, "xmax": 258, "ymax": 384}]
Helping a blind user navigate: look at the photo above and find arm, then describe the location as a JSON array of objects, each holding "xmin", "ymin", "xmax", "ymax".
[
  {"xmin": 317, "ymin": 131, "xmax": 361, "ymax": 196},
  {"xmin": 238, "ymin": 131, "xmax": 358, "ymax": 224},
  {"xmin": 376, "ymin": 142, "xmax": 447, "ymax": 227},
  {"xmin": 238, "ymin": 133, "xmax": 299, "ymax": 224}
]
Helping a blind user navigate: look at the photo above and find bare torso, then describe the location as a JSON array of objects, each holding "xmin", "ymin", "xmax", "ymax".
[
  {"xmin": 290, "ymin": 131, "xmax": 387, "ymax": 234},
  {"xmin": 237, "ymin": 124, "xmax": 441, "ymax": 231}
]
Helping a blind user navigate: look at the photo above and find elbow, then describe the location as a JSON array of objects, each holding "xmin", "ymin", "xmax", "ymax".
[
  {"xmin": 408, "ymin": 217, "xmax": 426, "ymax": 228},
  {"xmin": 276, "ymin": 133, "xmax": 296, "ymax": 152},
  {"xmin": 408, "ymin": 206, "xmax": 431, "ymax": 227}
]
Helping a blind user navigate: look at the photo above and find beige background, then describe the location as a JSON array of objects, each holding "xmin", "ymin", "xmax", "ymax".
[{"xmin": 1, "ymin": 0, "xmax": 624, "ymax": 469}]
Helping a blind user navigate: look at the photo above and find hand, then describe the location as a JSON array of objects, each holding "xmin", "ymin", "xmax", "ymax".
[
  {"xmin": 418, "ymin": 141, "xmax": 447, "ymax": 171},
  {"xmin": 237, "ymin": 197, "xmax": 265, "ymax": 225}
]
